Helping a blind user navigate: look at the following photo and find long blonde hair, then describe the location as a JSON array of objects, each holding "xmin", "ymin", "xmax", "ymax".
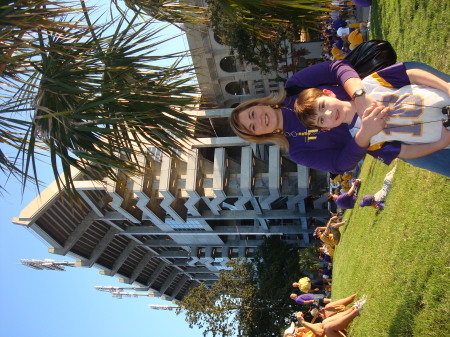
[{"xmin": 229, "ymin": 90, "xmax": 290, "ymax": 150}]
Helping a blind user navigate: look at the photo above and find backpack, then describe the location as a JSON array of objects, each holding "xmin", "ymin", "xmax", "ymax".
[
  {"xmin": 345, "ymin": 39, "xmax": 397, "ymax": 78},
  {"xmin": 285, "ymin": 40, "xmax": 397, "ymax": 97}
]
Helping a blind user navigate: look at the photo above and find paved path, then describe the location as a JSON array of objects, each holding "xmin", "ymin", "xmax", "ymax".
[{"xmin": 355, "ymin": 5, "xmax": 371, "ymax": 23}]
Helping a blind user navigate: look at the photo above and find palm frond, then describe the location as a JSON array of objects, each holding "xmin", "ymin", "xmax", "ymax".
[
  {"xmin": 7, "ymin": 7, "xmax": 199, "ymax": 193},
  {"xmin": 121, "ymin": 0, "xmax": 208, "ymax": 25}
]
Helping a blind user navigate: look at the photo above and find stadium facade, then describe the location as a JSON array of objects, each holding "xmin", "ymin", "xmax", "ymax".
[{"xmin": 13, "ymin": 15, "xmax": 327, "ymax": 302}]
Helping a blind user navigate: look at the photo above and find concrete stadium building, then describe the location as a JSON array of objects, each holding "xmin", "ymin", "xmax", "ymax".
[{"xmin": 13, "ymin": 14, "xmax": 328, "ymax": 302}]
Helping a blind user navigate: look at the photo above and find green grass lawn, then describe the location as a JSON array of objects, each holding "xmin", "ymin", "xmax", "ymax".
[
  {"xmin": 328, "ymin": 3, "xmax": 449, "ymax": 335},
  {"xmin": 370, "ymin": 0, "xmax": 449, "ymax": 73},
  {"xmin": 332, "ymin": 157, "xmax": 449, "ymax": 336}
]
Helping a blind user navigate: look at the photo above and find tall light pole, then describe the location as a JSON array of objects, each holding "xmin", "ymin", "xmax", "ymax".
[
  {"xmin": 148, "ymin": 304, "xmax": 180, "ymax": 311},
  {"xmin": 20, "ymin": 259, "xmax": 75, "ymax": 271}
]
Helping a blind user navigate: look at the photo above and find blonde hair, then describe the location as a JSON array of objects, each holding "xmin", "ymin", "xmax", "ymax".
[
  {"xmin": 294, "ymin": 88, "xmax": 327, "ymax": 129},
  {"xmin": 229, "ymin": 90, "xmax": 289, "ymax": 150}
]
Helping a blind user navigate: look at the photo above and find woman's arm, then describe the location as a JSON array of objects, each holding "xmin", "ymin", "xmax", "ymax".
[
  {"xmin": 350, "ymin": 62, "xmax": 414, "ymax": 115},
  {"xmin": 330, "ymin": 221, "xmax": 346, "ymax": 229},
  {"xmin": 406, "ymin": 68, "xmax": 450, "ymax": 95},
  {"xmin": 325, "ymin": 216, "xmax": 338, "ymax": 227},
  {"xmin": 296, "ymin": 312, "xmax": 325, "ymax": 336},
  {"xmin": 344, "ymin": 77, "xmax": 380, "ymax": 113},
  {"xmin": 399, "ymin": 126, "xmax": 450, "ymax": 159},
  {"xmin": 285, "ymin": 60, "xmax": 356, "ymax": 89}
]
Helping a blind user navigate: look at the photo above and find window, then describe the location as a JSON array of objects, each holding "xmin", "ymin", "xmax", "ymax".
[{"xmin": 225, "ymin": 81, "xmax": 250, "ymax": 95}]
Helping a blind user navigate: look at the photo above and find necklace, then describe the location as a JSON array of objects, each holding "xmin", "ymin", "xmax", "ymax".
[{"xmin": 278, "ymin": 105, "xmax": 329, "ymax": 142}]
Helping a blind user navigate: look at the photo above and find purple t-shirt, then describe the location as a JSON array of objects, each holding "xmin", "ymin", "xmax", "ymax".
[
  {"xmin": 295, "ymin": 294, "xmax": 315, "ymax": 305},
  {"xmin": 336, "ymin": 193, "xmax": 357, "ymax": 209},
  {"xmin": 282, "ymin": 60, "xmax": 407, "ymax": 173}
]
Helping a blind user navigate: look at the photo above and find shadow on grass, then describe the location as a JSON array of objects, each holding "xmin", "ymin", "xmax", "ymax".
[
  {"xmin": 388, "ymin": 293, "xmax": 421, "ymax": 336},
  {"xmin": 368, "ymin": 1, "xmax": 382, "ymax": 39},
  {"xmin": 388, "ymin": 265, "xmax": 446, "ymax": 336}
]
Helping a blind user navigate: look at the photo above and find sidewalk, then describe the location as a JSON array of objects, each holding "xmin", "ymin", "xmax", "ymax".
[{"xmin": 355, "ymin": 5, "xmax": 371, "ymax": 23}]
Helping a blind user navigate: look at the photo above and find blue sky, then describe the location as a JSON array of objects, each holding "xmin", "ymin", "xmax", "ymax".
[
  {"xmin": 0, "ymin": 159, "xmax": 204, "ymax": 337},
  {"xmin": 0, "ymin": 5, "xmax": 205, "ymax": 337}
]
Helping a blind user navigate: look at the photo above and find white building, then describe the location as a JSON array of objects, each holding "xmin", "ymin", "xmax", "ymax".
[{"xmin": 12, "ymin": 7, "xmax": 329, "ymax": 302}]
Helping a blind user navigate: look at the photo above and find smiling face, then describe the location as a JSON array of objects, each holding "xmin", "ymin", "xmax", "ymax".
[
  {"xmin": 313, "ymin": 95, "xmax": 351, "ymax": 129},
  {"xmin": 237, "ymin": 104, "xmax": 282, "ymax": 135}
]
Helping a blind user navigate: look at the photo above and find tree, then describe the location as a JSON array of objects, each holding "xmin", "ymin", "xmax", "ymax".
[
  {"xmin": 177, "ymin": 258, "xmax": 257, "ymax": 337},
  {"xmin": 178, "ymin": 238, "xmax": 307, "ymax": 337},
  {"xmin": 298, "ymin": 244, "xmax": 320, "ymax": 274},
  {"xmin": 0, "ymin": 0, "xmax": 86, "ymax": 190},
  {"xmin": 127, "ymin": 0, "xmax": 335, "ymax": 72},
  {"xmin": 122, "ymin": 0, "xmax": 206, "ymax": 24},
  {"xmin": 206, "ymin": 0, "xmax": 290, "ymax": 73},
  {"xmin": 1, "ymin": 1, "xmax": 200, "ymax": 193},
  {"xmin": 206, "ymin": 0, "xmax": 332, "ymax": 72},
  {"xmin": 247, "ymin": 236, "xmax": 302, "ymax": 337}
]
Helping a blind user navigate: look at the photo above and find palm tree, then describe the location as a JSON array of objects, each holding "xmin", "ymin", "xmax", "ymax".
[
  {"xmin": 121, "ymin": 0, "xmax": 207, "ymax": 26},
  {"xmin": 1, "ymin": 1, "xmax": 199, "ymax": 193},
  {"xmin": 209, "ymin": 0, "xmax": 333, "ymax": 38}
]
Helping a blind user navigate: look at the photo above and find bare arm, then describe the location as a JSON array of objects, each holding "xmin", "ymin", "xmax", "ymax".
[
  {"xmin": 343, "ymin": 77, "xmax": 388, "ymax": 118},
  {"xmin": 330, "ymin": 221, "xmax": 346, "ymax": 229},
  {"xmin": 296, "ymin": 312, "xmax": 325, "ymax": 336},
  {"xmin": 406, "ymin": 69, "xmax": 450, "ymax": 95},
  {"xmin": 346, "ymin": 179, "xmax": 361, "ymax": 197},
  {"xmin": 326, "ymin": 216, "xmax": 338, "ymax": 228},
  {"xmin": 399, "ymin": 126, "xmax": 450, "ymax": 159},
  {"xmin": 328, "ymin": 215, "xmax": 338, "ymax": 223}
]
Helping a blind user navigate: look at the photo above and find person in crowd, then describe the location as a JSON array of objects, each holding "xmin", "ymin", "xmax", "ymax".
[
  {"xmin": 353, "ymin": 0, "xmax": 371, "ymax": 7},
  {"xmin": 284, "ymin": 295, "xmax": 367, "ymax": 337},
  {"xmin": 294, "ymin": 68, "xmax": 450, "ymax": 166},
  {"xmin": 346, "ymin": 27, "xmax": 366, "ymax": 50},
  {"xmin": 359, "ymin": 160, "xmax": 398, "ymax": 210},
  {"xmin": 290, "ymin": 293, "xmax": 331, "ymax": 307},
  {"xmin": 318, "ymin": 267, "xmax": 332, "ymax": 283},
  {"xmin": 314, "ymin": 215, "xmax": 346, "ymax": 242},
  {"xmin": 229, "ymin": 58, "xmax": 450, "ymax": 176},
  {"xmin": 320, "ymin": 243, "xmax": 335, "ymax": 261},
  {"xmin": 318, "ymin": 246, "xmax": 334, "ymax": 263},
  {"xmin": 293, "ymin": 277, "xmax": 330, "ymax": 293},
  {"xmin": 327, "ymin": 179, "xmax": 361, "ymax": 209}
]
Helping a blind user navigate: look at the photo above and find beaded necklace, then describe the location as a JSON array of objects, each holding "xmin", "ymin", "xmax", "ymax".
[{"xmin": 274, "ymin": 105, "xmax": 330, "ymax": 143}]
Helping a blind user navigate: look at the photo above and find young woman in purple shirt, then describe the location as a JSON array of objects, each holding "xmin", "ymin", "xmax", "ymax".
[{"xmin": 229, "ymin": 60, "xmax": 450, "ymax": 176}]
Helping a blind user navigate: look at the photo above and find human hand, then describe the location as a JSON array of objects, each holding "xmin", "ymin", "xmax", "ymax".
[
  {"xmin": 355, "ymin": 103, "xmax": 389, "ymax": 148},
  {"xmin": 361, "ymin": 103, "xmax": 389, "ymax": 133},
  {"xmin": 296, "ymin": 312, "xmax": 305, "ymax": 321},
  {"xmin": 438, "ymin": 125, "xmax": 450, "ymax": 148},
  {"xmin": 354, "ymin": 93, "xmax": 382, "ymax": 116}
]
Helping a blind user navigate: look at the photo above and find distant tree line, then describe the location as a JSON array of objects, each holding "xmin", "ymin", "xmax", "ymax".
[{"xmin": 177, "ymin": 236, "xmax": 320, "ymax": 337}]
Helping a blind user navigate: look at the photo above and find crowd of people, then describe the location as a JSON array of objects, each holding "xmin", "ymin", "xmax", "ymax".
[
  {"xmin": 317, "ymin": 1, "xmax": 369, "ymax": 61},
  {"xmin": 284, "ymin": 156, "xmax": 402, "ymax": 335},
  {"xmin": 285, "ymin": 294, "xmax": 366, "ymax": 337},
  {"xmin": 285, "ymin": 209, "xmax": 362, "ymax": 336},
  {"xmin": 285, "ymin": 159, "xmax": 401, "ymax": 335},
  {"xmin": 228, "ymin": 0, "xmax": 449, "ymax": 334}
]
